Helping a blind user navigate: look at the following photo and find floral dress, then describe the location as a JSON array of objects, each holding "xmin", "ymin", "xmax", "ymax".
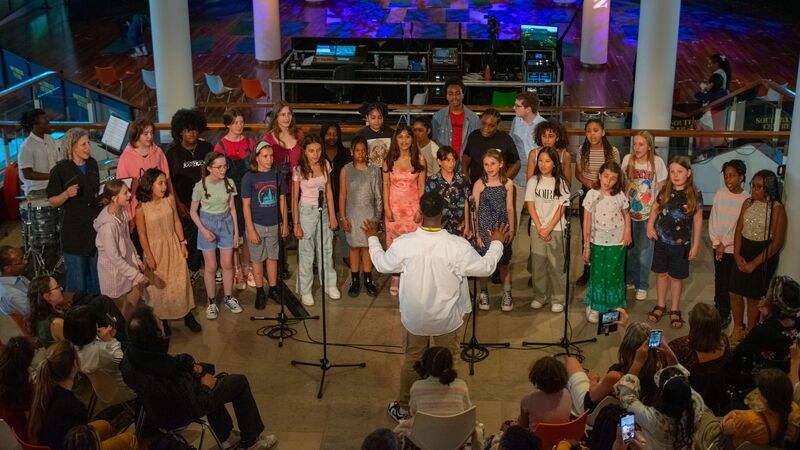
[{"xmin": 386, "ymin": 168, "xmax": 421, "ymax": 247}]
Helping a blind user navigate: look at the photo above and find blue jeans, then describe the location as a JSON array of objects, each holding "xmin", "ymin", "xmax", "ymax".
[
  {"xmin": 63, "ymin": 252, "xmax": 100, "ymax": 294},
  {"xmin": 625, "ymin": 220, "xmax": 655, "ymax": 290}
]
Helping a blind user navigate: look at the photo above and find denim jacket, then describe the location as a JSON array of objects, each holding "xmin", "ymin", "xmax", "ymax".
[{"xmin": 431, "ymin": 106, "xmax": 480, "ymax": 150}]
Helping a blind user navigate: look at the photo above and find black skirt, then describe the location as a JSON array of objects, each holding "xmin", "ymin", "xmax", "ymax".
[{"xmin": 729, "ymin": 236, "xmax": 778, "ymax": 299}]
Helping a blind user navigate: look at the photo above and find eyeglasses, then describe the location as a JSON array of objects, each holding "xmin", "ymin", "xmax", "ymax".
[
  {"xmin": 47, "ymin": 285, "xmax": 63, "ymax": 293},
  {"xmin": 211, "ymin": 164, "xmax": 228, "ymax": 170}
]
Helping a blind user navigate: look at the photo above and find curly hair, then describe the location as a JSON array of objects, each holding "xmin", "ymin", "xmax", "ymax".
[
  {"xmin": 135, "ymin": 168, "xmax": 169, "ymax": 203},
  {"xmin": 61, "ymin": 128, "xmax": 89, "ymax": 161},
  {"xmin": 533, "ymin": 119, "xmax": 568, "ymax": 150},
  {"xmin": 19, "ymin": 108, "xmax": 47, "ymax": 133},
  {"xmin": 0, "ymin": 336, "xmax": 34, "ymax": 409},
  {"xmin": 528, "ymin": 356, "xmax": 567, "ymax": 394},
  {"xmin": 170, "ymin": 108, "xmax": 208, "ymax": 142},
  {"xmin": 656, "ymin": 366, "xmax": 695, "ymax": 450}
]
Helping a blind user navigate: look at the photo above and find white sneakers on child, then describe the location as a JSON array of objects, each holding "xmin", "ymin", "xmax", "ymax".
[
  {"xmin": 301, "ymin": 293, "xmax": 314, "ymax": 306},
  {"xmin": 478, "ymin": 291, "xmax": 490, "ymax": 310},
  {"xmin": 586, "ymin": 306, "xmax": 599, "ymax": 323},
  {"xmin": 635, "ymin": 289, "xmax": 648, "ymax": 301},
  {"xmin": 500, "ymin": 291, "xmax": 514, "ymax": 312},
  {"xmin": 326, "ymin": 287, "xmax": 341, "ymax": 300},
  {"xmin": 551, "ymin": 303, "xmax": 564, "ymax": 313},
  {"xmin": 206, "ymin": 303, "xmax": 219, "ymax": 320}
]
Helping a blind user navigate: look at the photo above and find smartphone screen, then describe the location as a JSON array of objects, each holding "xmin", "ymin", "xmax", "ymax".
[
  {"xmin": 601, "ymin": 311, "xmax": 620, "ymax": 324},
  {"xmin": 620, "ymin": 413, "xmax": 635, "ymax": 442},
  {"xmin": 648, "ymin": 329, "xmax": 663, "ymax": 348}
]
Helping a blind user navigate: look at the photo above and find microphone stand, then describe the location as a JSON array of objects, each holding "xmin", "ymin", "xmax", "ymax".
[
  {"xmin": 460, "ymin": 197, "xmax": 510, "ymax": 375},
  {"xmin": 291, "ymin": 187, "xmax": 366, "ymax": 398},
  {"xmin": 251, "ymin": 158, "xmax": 318, "ymax": 347},
  {"xmin": 522, "ymin": 194, "xmax": 596, "ymax": 359}
]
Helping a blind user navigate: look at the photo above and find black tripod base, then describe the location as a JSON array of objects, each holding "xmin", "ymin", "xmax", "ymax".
[
  {"xmin": 460, "ymin": 337, "xmax": 510, "ymax": 376},
  {"xmin": 522, "ymin": 336, "xmax": 597, "ymax": 359},
  {"xmin": 291, "ymin": 358, "xmax": 367, "ymax": 398},
  {"xmin": 251, "ymin": 312, "xmax": 319, "ymax": 347}
]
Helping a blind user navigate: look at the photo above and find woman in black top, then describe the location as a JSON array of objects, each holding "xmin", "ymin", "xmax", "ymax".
[
  {"xmin": 28, "ymin": 341, "xmax": 136, "ymax": 450},
  {"xmin": 46, "ymin": 128, "xmax": 100, "ymax": 294}
]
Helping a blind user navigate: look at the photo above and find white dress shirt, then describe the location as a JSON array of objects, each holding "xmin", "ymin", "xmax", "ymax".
[{"xmin": 368, "ymin": 228, "xmax": 503, "ymax": 336}]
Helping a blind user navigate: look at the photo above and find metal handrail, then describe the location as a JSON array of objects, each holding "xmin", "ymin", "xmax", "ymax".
[
  {"xmin": 0, "ymin": 70, "xmax": 59, "ymax": 98},
  {"xmin": 674, "ymin": 78, "xmax": 795, "ymax": 119}
]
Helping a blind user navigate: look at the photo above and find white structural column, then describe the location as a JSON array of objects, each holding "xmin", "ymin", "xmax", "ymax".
[
  {"xmin": 254, "ymin": 0, "xmax": 282, "ymax": 62},
  {"xmin": 631, "ymin": 0, "xmax": 681, "ymax": 161},
  {"xmin": 149, "ymin": 0, "xmax": 195, "ymax": 127},
  {"xmin": 776, "ymin": 58, "xmax": 800, "ymax": 281},
  {"xmin": 579, "ymin": 0, "xmax": 611, "ymax": 65}
]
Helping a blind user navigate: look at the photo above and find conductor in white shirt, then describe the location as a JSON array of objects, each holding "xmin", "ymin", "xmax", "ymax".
[{"xmin": 363, "ymin": 191, "xmax": 507, "ymax": 422}]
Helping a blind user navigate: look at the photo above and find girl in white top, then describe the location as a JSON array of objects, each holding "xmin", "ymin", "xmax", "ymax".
[
  {"xmin": 582, "ymin": 161, "xmax": 631, "ymax": 323},
  {"xmin": 293, "ymin": 136, "xmax": 339, "ymax": 306},
  {"xmin": 525, "ymin": 147, "xmax": 571, "ymax": 312},
  {"xmin": 621, "ymin": 131, "xmax": 667, "ymax": 300}
]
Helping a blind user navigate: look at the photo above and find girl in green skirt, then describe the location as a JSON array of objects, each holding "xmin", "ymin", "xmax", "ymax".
[{"xmin": 582, "ymin": 161, "xmax": 631, "ymax": 323}]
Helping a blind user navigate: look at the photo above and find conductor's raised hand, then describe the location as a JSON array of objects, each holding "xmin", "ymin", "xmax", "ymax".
[
  {"xmin": 361, "ymin": 219, "xmax": 380, "ymax": 238},
  {"xmin": 487, "ymin": 223, "xmax": 510, "ymax": 243}
]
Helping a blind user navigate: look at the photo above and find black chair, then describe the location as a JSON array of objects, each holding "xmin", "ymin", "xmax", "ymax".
[{"xmin": 325, "ymin": 65, "xmax": 356, "ymax": 104}]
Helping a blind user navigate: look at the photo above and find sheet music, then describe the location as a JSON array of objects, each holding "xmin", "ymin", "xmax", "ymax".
[{"xmin": 101, "ymin": 115, "xmax": 130, "ymax": 151}]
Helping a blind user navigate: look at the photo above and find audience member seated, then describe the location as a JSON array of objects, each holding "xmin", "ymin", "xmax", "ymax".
[
  {"xmin": 361, "ymin": 428, "xmax": 400, "ymax": 450},
  {"xmin": 721, "ymin": 368, "xmax": 800, "ymax": 448},
  {"xmin": 518, "ymin": 356, "xmax": 572, "ymax": 432},
  {"xmin": 566, "ymin": 312, "xmax": 662, "ymax": 413},
  {"xmin": 0, "ymin": 246, "xmax": 30, "ymax": 316},
  {"xmin": 120, "ymin": 303, "xmax": 277, "ymax": 450},
  {"xmin": 587, "ymin": 403, "xmax": 627, "ymax": 450},
  {"xmin": 62, "ymin": 305, "xmax": 135, "ymax": 401},
  {"xmin": 395, "ymin": 347, "xmax": 477, "ymax": 442},
  {"xmin": 0, "ymin": 336, "xmax": 34, "ymax": 441},
  {"xmin": 727, "ymin": 275, "xmax": 800, "ymax": 397},
  {"xmin": 28, "ymin": 341, "xmax": 136, "ymax": 450},
  {"xmin": 668, "ymin": 303, "xmax": 730, "ymax": 413},
  {"xmin": 27, "ymin": 276, "xmax": 67, "ymax": 347},
  {"xmin": 614, "ymin": 340, "xmax": 706, "ymax": 450}
]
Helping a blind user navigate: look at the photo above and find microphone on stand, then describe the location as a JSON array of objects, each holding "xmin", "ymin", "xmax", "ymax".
[{"xmin": 318, "ymin": 187, "xmax": 325, "ymax": 210}]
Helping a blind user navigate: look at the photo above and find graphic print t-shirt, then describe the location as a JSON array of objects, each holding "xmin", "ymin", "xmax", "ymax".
[{"xmin": 241, "ymin": 169, "xmax": 288, "ymax": 227}]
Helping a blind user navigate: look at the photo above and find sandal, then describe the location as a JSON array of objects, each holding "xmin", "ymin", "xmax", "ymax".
[
  {"xmin": 647, "ymin": 305, "xmax": 666, "ymax": 323},
  {"xmin": 668, "ymin": 310, "xmax": 684, "ymax": 329}
]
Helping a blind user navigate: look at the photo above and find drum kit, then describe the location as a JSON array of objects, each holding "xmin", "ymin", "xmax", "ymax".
[{"xmin": 18, "ymin": 195, "xmax": 63, "ymax": 278}]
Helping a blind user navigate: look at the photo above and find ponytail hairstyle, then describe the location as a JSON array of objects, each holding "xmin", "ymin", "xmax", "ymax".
[
  {"xmin": 533, "ymin": 146, "xmax": 568, "ymax": 198},
  {"xmin": 27, "ymin": 276, "xmax": 60, "ymax": 339},
  {"xmin": 384, "ymin": 124, "xmax": 423, "ymax": 174},
  {"xmin": 757, "ymin": 368, "xmax": 793, "ymax": 447},
  {"xmin": 63, "ymin": 425, "xmax": 101, "ymax": 450},
  {"xmin": 29, "ymin": 341, "xmax": 77, "ymax": 443},
  {"xmin": 480, "ymin": 148, "xmax": 507, "ymax": 184},
  {"xmin": 528, "ymin": 356, "xmax": 568, "ymax": 394},
  {"xmin": 627, "ymin": 131, "xmax": 656, "ymax": 182},
  {"xmin": 413, "ymin": 346, "xmax": 457, "ymax": 385},
  {"xmin": 97, "ymin": 179, "xmax": 128, "ymax": 207},
  {"xmin": 135, "ymin": 168, "xmax": 168, "ymax": 203},
  {"xmin": 709, "ymin": 53, "xmax": 731, "ymax": 90},
  {"xmin": 655, "ymin": 366, "xmax": 696, "ymax": 450},
  {"xmin": 297, "ymin": 135, "xmax": 328, "ymax": 181},
  {"xmin": 594, "ymin": 160, "xmax": 625, "ymax": 196},
  {"xmin": 0, "ymin": 336, "xmax": 35, "ymax": 409},
  {"xmin": 249, "ymin": 141, "xmax": 273, "ymax": 172},
  {"xmin": 19, "ymin": 108, "xmax": 47, "ymax": 133},
  {"xmin": 579, "ymin": 118, "xmax": 615, "ymax": 170},
  {"xmin": 657, "ymin": 156, "xmax": 699, "ymax": 216},
  {"xmin": 201, "ymin": 152, "xmax": 235, "ymax": 200}
]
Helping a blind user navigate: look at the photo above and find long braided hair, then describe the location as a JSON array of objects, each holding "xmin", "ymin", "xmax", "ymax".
[{"xmin": 201, "ymin": 152, "xmax": 235, "ymax": 200}]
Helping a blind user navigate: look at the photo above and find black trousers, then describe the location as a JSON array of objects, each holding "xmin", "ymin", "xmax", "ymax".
[
  {"xmin": 206, "ymin": 374, "xmax": 265, "ymax": 443},
  {"xmin": 713, "ymin": 252, "xmax": 734, "ymax": 317}
]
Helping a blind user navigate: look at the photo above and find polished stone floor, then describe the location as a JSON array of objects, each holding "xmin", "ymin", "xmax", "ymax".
[{"xmin": 1, "ymin": 214, "xmax": 721, "ymax": 449}]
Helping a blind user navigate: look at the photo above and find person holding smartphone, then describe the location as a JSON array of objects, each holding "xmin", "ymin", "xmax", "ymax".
[{"xmin": 614, "ymin": 339, "xmax": 706, "ymax": 450}]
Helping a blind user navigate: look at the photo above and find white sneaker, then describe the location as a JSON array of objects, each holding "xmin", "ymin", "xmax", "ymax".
[
  {"xmin": 205, "ymin": 303, "xmax": 219, "ymax": 320},
  {"xmin": 551, "ymin": 303, "xmax": 564, "ymax": 313},
  {"xmin": 326, "ymin": 287, "xmax": 341, "ymax": 299},
  {"xmin": 500, "ymin": 291, "xmax": 514, "ymax": 312},
  {"xmin": 223, "ymin": 296, "xmax": 243, "ymax": 313},
  {"xmin": 220, "ymin": 430, "xmax": 241, "ymax": 450},
  {"xmin": 530, "ymin": 299, "xmax": 546, "ymax": 309},
  {"xmin": 586, "ymin": 306, "xmax": 599, "ymax": 323},
  {"xmin": 215, "ymin": 269, "xmax": 223, "ymax": 284},
  {"xmin": 301, "ymin": 293, "xmax": 314, "ymax": 306},
  {"xmin": 242, "ymin": 434, "xmax": 278, "ymax": 450},
  {"xmin": 625, "ymin": 283, "xmax": 635, "ymax": 290},
  {"xmin": 478, "ymin": 291, "xmax": 490, "ymax": 310},
  {"xmin": 635, "ymin": 289, "xmax": 648, "ymax": 301}
]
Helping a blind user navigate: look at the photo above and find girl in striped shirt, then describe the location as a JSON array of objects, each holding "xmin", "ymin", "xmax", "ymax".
[{"xmin": 575, "ymin": 119, "xmax": 620, "ymax": 286}]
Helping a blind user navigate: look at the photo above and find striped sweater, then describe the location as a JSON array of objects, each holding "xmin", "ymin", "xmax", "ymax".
[{"xmin": 709, "ymin": 188, "xmax": 749, "ymax": 253}]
